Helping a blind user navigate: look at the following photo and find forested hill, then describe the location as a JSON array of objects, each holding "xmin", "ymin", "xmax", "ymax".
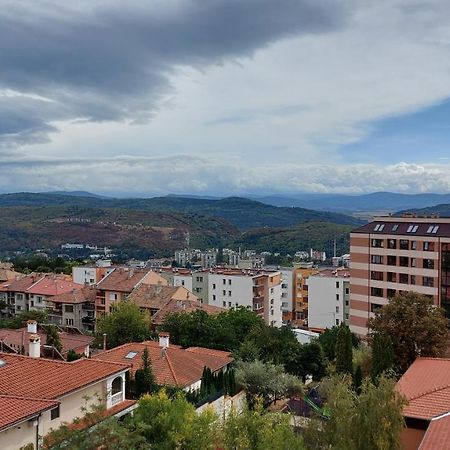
[
  {"xmin": 0, "ymin": 193, "xmax": 362, "ymax": 229},
  {"xmin": 397, "ymin": 203, "xmax": 450, "ymax": 217}
]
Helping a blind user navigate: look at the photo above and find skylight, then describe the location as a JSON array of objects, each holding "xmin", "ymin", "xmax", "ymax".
[
  {"xmin": 374, "ymin": 224, "xmax": 385, "ymax": 232},
  {"xmin": 392, "ymin": 224, "xmax": 399, "ymax": 231},
  {"xmin": 407, "ymin": 225, "xmax": 419, "ymax": 233},
  {"xmin": 432, "ymin": 226, "xmax": 439, "ymax": 234},
  {"xmin": 125, "ymin": 351, "xmax": 138, "ymax": 359},
  {"xmin": 0, "ymin": 359, "xmax": 6, "ymax": 368}
]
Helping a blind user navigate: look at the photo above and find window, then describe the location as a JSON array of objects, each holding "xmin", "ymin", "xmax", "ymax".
[
  {"xmin": 392, "ymin": 224, "xmax": 399, "ymax": 231},
  {"xmin": 345, "ymin": 287, "xmax": 349, "ymax": 295},
  {"xmin": 228, "ymin": 291, "xmax": 232, "ymax": 296},
  {"xmin": 424, "ymin": 242, "xmax": 434, "ymax": 251},
  {"xmin": 101, "ymin": 298, "xmax": 106, "ymax": 305},
  {"xmin": 181, "ymin": 280, "xmax": 185, "ymax": 286},
  {"xmin": 196, "ymin": 276, "xmax": 203, "ymax": 282},
  {"xmin": 407, "ymin": 225, "xmax": 419, "ymax": 233},
  {"xmin": 89, "ymin": 278, "xmax": 95, "ymax": 283},
  {"xmin": 228, "ymin": 302, "xmax": 232, "ymax": 307},
  {"xmin": 336, "ymin": 294, "xmax": 340, "ymax": 301},
  {"xmin": 410, "ymin": 275, "xmax": 416, "ymax": 285},
  {"xmin": 222, "ymin": 290, "xmax": 226, "ymax": 296},
  {"xmin": 370, "ymin": 303, "xmax": 383, "ymax": 313},
  {"xmin": 223, "ymin": 279, "xmax": 226, "ymax": 285},
  {"xmin": 51, "ymin": 406, "xmax": 60, "ymax": 420},
  {"xmin": 399, "ymin": 273, "xmax": 409, "ymax": 284},
  {"xmin": 36, "ymin": 296, "xmax": 43, "ymax": 303},
  {"xmin": 223, "ymin": 301, "xmax": 226, "ymax": 307},
  {"xmin": 371, "ymin": 239, "xmax": 384, "ymax": 248},
  {"xmin": 336, "ymin": 319, "xmax": 340, "ymax": 325},
  {"xmin": 212, "ymin": 294, "xmax": 216, "ymax": 301},
  {"xmin": 427, "ymin": 225, "xmax": 440, "ymax": 234},
  {"xmin": 411, "ymin": 258, "xmax": 416, "ymax": 267},
  {"xmin": 336, "ymin": 281, "xmax": 340, "ymax": 288},
  {"xmin": 111, "ymin": 376, "xmax": 123, "ymax": 395},
  {"xmin": 109, "ymin": 293, "xmax": 118, "ymax": 301},
  {"xmin": 228, "ymin": 279, "xmax": 232, "ymax": 285},
  {"xmin": 423, "ymin": 277, "xmax": 434, "ymax": 287},
  {"xmin": 64, "ymin": 305, "xmax": 74, "ymax": 313},
  {"xmin": 423, "ymin": 259, "xmax": 435, "ymax": 269},
  {"xmin": 65, "ymin": 318, "xmax": 74, "ymax": 326},
  {"xmin": 399, "ymin": 256, "xmax": 409, "ymax": 267},
  {"xmin": 125, "ymin": 351, "xmax": 138, "ymax": 359},
  {"xmin": 387, "ymin": 239, "xmax": 397, "ymax": 249},
  {"xmin": 387, "ymin": 255, "xmax": 396, "ymax": 266},
  {"xmin": 212, "ymin": 283, "xmax": 216, "ymax": 289},
  {"xmin": 387, "ymin": 289, "xmax": 396, "ymax": 298},
  {"xmin": 400, "ymin": 240, "xmax": 409, "ymax": 250},
  {"xmin": 270, "ymin": 287, "xmax": 274, "ymax": 294},
  {"xmin": 371, "ymin": 255, "xmax": 383, "ymax": 264},
  {"xmin": 371, "ymin": 287, "xmax": 383, "ymax": 297},
  {"xmin": 411, "ymin": 241, "xmax": 417, "ymax": 250},
  {"xmin": 387, "ymin": 272, "xmax": 396, "ymax": 283},
  {"xmin": 336, "ymin": 306, "xmax": 340, "ymax": 313}
]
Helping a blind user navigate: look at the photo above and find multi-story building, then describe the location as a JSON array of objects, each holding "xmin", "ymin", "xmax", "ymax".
[
  {"xmin": 72, "ymin": 260, "xmax": 114, "ymax": 285},
  {"xmin": 158, "ymin": 268, "xmax": 194, "ymax": 291},
  {"xmin": 292, "ymin": 264, "xmax": 319, "ymax": 326},
  {"xmin": 307, "ymin": 268, "xmax": 350, "ymax": 331},
  {"xmin": 279, "ymin": 268, "xmax": 294, "ymax": 324},
  {"xmin": 349, "ymin": 216, "xmax": 450, "ymax": 336},
  {"xmin": 191, "ymin": 268, "xmax": 283, "ymax": 327}
]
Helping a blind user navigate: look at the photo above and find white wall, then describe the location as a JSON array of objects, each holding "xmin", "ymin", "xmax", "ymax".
[
  {"xmin": 173, "ymin": 274, "xmax": 193, "ymax": 291},
  {"xmin": 73, "ymin": 267, "xmax": 97, "ymax": 285},
  {"xmin": 308, "ymin": 275, "xmax": 347, "ymax": 329},
  {"xmin": 207, "ymin": 274, "xmax": 253, "ymax": 309},
  {"xmin": 280, "ymin": 269, "xmax": 293, "ymax": 314},
  {"xmin": 268, "ymin": 282, "xmax": 283, "ymax": 328}
]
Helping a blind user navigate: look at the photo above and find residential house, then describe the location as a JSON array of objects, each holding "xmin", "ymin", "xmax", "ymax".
[
  {"xmin": 291, "ymin": 264, "xmax": 319, "ymax": 326},
  {"xmin": 397, "ymin": 357, "xmax": 450, "ymax": 450},
  {"xmin": 0, "ymin": 347, "xmax": 135, "ymax": 450}
]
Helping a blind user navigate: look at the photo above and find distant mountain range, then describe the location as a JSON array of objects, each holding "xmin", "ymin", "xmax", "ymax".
[{"xmin": 398, "ymin": 203, "xmax": 450, "ymax": 217}]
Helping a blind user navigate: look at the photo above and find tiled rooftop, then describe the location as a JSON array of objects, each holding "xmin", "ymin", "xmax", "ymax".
[
  {"xmin": 397, "ymin": 358, "xmax": 450, "ymax": 420},
  {"xmin": 49, "ymin": 286, "xmax": 97, "ymax": 304},
  {"xmin": 93, "ymin": 340, "xmax": 232, "ymax": 387},
  {"xmin": 96, "ymin": 268, "xmax": 151, "ymax": 292},
  {"xmin": 419, "ymin": 413, "xmax": 450, "ymax": 450}
]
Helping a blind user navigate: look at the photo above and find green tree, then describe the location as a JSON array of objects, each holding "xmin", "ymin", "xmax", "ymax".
[
  {"xmin": 305, "ymin": 375, "xmax": 405, "ymax": 450},
  {"xmin": 95, "ymin": 301, "xmax": 151, "ymax": 349},
  {"xmin": 335, "ymin": 324, "xmax": 353, "ymax": 374},
  {"xmin": 135, "ymin": 346, "xmax": 156, "ymax": 397},
  {"xmin": 46, "ymin": 325, "xmax": 63, "ymax": 353},
  {"xmin": 369, "ymin": 292, "xmax": 449, "ymax": 374},
  {"xmin": 66, "ymin": 349, "xmax": 82, "ymax": 362},
  {"xmin": 371, "ymin": 332, "xmax": 394, "ymax": 379},
  {"xmin": 318, "ymin": 326, "xmax": 359, "ymax": 362},
  {"xmin": 353, "ymin": 364, "xmax": 363, "ymax": 394}
]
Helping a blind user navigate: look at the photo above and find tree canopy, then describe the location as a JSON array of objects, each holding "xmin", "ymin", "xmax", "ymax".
[{"xmin": 369, "ymin": 292, "xmax": 449, "ymax": 374}]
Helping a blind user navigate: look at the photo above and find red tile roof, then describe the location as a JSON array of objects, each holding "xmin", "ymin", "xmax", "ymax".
[
  {"xmin": 96, "ymin": 268, "xmax": 151, "ymax": 292},
  {"xmin": 0, "ymin": 395, "xmax": 58, "ymax": 431},
  {"xmin": 419, "ymin": 414, "xmax": 450, "ymax": 450},
  {"xmin": 49, "ymin": 286, "xmax": 97, "ymax": 304},
  {"xmin": 397, "ymin": 358, "xmax": 450, "ymax": 420},
  {"xmin": 93, "ymin": 341, "xmax": 232, "ymax": 388},
  {"xmin": 27, "ymin": 276, "xmax": 82, "ymax": 296},
  {"xmin": 0, "ymin": 353, "xmax": 128, "ymax": 400},
  {"xmin": 0, "ymin": 328, "xmax": 93, "ymax": 356}
]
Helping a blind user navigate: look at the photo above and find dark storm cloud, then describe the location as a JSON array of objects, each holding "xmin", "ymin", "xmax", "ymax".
[{"xmin": 0, "ymin": 0, "xmax": 347, "ymax": 146}]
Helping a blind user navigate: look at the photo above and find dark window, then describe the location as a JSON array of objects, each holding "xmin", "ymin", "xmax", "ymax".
[
  {"xmin": 111, "ymin": 376, "xmax": 123, "ymax": 395},
  {"xmin": 387, "ymin": 255, "xmax": 397, "ymax": 266},
  {"xmin": 410, "ymin": 275, "xmax": 416, "ymax": 285},
  {"xmin": 336, "ymin": 281, "xmax": 340, "ymax": 288},
  {"xmin": 399, "ymin": 240, "xmax": 409, "ymax": 250},
  {"xmin": 51, "ymin": 406, "xmax": 60, "ymax": 420},
  {"xmin": 423, "ymin": 277, "xmax": 434, "ymax": 287},
  {"xmin": 399, "ymin": 273, "xmax": 409, "ymax": 284},
  {"xmin": 371, "ymin": 287, "xmax": 383, "ymax": 297},
  {"xmin": 399, "ymin": 256, "xmax": 409, "ymax": 267},
  {"xmin": 387, "ymin": 289, "xmax": 396, "ymax": 298},
  {"xmin": 371, "ymin": 255, "xmax": 383, "ymax": 264},
  {"xmin": 371, "ymin": 239, "xmax": 384, "ymax": 248},
  {"xmin": 423, "ymin": 259, "xmax": 435, "ymax": 269},
  {"xmin": 371, "ymin": 271, "xmax": 384, "ymax": 281},
  {"xmin": 370, "ymin": 303, "xmax": 383, "ymax": 313},
  {"xmin": 424, "ymin": 242, "xmax": 435, "ymax": 251},
  {"xmin": 387, "ymin": 272, "xmax": 396, "ymax": 283}
]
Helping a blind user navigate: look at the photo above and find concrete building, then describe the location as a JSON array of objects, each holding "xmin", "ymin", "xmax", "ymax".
[
  {"xmin": 72, "ymin": 260, "xmax": 114, "ymax": 285},
  {"xmin": 307, "ymin": 268, "xmax": 350, "ymax": 331},
  {"xmin": 279, "ymin": 268, "xmax": 294, "ymax": 324},
  {"xmin": 292, "ymin": 264, "xmax": 319, "ymax": 326},
  {"xmin": 349, "ymin": 216, "xmax": 450, "ymax": 336},
  {"xmin": 192, "ymin": 268, "xmax": 283, "ymax": 327},
  {"xmin": 158, "ymin": 268, "xmax": 194, "ymax": 291}
]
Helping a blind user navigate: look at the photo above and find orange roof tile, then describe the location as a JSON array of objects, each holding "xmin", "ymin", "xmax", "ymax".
[
  {"xmin": 49, "ymin": 286, "xmax": 97, "ymax": 304},
  {"xmin": 397, "ymin": 358, "xmax": 450, "ymax": 420},
  {"xmin": 419, "ymin": 414, "xmax": 450, "ymax": 450},
  {"xmin": 0, "ymin": 395, "xmax": 58, "ymax": 431},
  {"xmin": 0, "ymin": 353, "xmax": 129, "ymax": 400},
  {"xmin": 96, "ymin": 268, "xmax": 151, "ymax": 292},
  {"xmin": 27, "ymin": 276, "xmax": 82, "ymax": 296},
  {"xmin": 93, "ymin": 341, "xmax": 232, "ymax": 388}
]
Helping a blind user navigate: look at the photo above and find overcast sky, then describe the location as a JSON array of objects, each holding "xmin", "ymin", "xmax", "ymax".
[{"xmin": 1, "ymin": 0, "xmax": 450, "ymax": 196}]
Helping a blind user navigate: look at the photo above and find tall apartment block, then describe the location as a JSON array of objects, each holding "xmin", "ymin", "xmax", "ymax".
[{"xmin": 349, "ymin": 216, "xmax": 450, "ymax": 336}]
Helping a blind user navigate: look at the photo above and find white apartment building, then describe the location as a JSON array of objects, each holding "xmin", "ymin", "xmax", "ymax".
[
  {"xmin": 308, "ymin": 268, "xmax": 350, "ymax": 330},
  {"xmin": 279, "ymin": 269, "xmax": 294, "ymax": 324},
  {"xmin": 192, "ymin": 269, "xmax": 283, "ymax": 327}
]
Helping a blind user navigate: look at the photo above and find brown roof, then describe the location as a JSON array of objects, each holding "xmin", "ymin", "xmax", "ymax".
[
  {"xmin": 397, "ymin": 358, "xmax": 450, "ymax": 420},
  {"xmin": 93, "ymin": 340, "xmax": 232, "ymax": 388},
  {"xmin": 128, "ymin": 284, "xmax": 183, "ymax": 310},
  {"xmin": 352, "ymin": 220, "xmax": 450, "ymax": 238},
  {"xmin": 0, "ymin": 353, "xmax": 128, "ymax": 399},
  {"xmin": 0, "ymin": 268, "xmax": 21, "ymax": 283},
  {"xmin": 2, "ymin": 273, "xmax": 46, "ymax": 293},
  {"xmin": 419, "ymin": 414, "xmax": 450, "ymax": 450},
  {"xmin": 96, "ymin": 268, "xmax": 151, "ymax": 292},
  {"xmin": 49, "ymin": 286, "xmax": 97, "ymax": 304},
  {"xmin": 0, "ymin": 395, "xmax": 59, "ymax": 431},
  {"xmin": 1, "ymin": 273, "xmax": 79, "ymax": 296},
  {"xmin": 0, "ymin": 328, "xmax": 94, "ymax": 356}
]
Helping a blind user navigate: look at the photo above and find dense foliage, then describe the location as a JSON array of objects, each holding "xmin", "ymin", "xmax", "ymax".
[
  {"xmin": 0, "ymin": 309, "xmax": 48, "ymax": 330},
  {"xmin": 369, "ymin": 292, "xmax": 449, "ymax": 374},
  {"xmin": 335, "ymin": 324, "xmax": 353, "ymax": 375}
]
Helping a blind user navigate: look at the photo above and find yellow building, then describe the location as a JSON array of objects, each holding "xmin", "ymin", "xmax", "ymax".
[{"xmin": 292, "ymin": 265, "xmax": 319, "ymax": 325}]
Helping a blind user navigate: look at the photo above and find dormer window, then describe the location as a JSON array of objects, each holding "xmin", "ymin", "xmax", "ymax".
[
  {"xmin": 392, "ymin": 224, "xmax": 399, "ymax": 231},
  {"xmin": 407, "ymin": 225, "xmax": 419, "ymax": 233}
]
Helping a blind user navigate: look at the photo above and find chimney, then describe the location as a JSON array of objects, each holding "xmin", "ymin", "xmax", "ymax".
[
  {"xmin": 27, "ymin": 320, "xmax": 37, "ymax": 334},
  {"xmin": 29, "ymin": 334, "xmax": 40, "ymax": 358},
  {"xmin": 158, "ymin": 332, "xmax": 170, "ymax": 349}
]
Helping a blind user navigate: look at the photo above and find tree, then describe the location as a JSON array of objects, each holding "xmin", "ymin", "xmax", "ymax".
[
  {"xmin": 95, "ymin": 302, "xmax": 151, "ymax": 349},
  {"xmin": 353, "ymin": 364, "xmax": 363, "ymax": 394},
  {"xmin": 66, "ymin": 349, "xmax": 82, "ymax": 362},
  {"xmin": 235, "ymin": 360, "xmax": 303, "ymax": 409},
  {"xmin": 335, "ymin": 324, "xmax": 353, "ymax": 374},
  {"xmin": 371, "ymin": 332, "xmax": 394, "ymax": 379},
  {"xmin": 46, "ymin": 325, "xmax": 63, "ymax": 353},
  {"xmin": 284, "ymin": 341, "xmax": 327, "ymax": 381},
  {"xmin": 318, "ymin": 326, "xmax": 359, "ymax": 362},
  {"xmin": 135, "ymin": 347, "xmax": 156, "ymax": 397},
  {"xmin": 305, "ymin": 374, "xmax": 405, "ymax": 450},
  {"xmin": 369, "ymin": 292, "xmax": 449, "ymax": 374}
]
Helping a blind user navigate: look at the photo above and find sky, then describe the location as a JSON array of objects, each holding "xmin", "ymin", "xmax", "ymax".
[{"xmin": 1, "ymin": 0, "xmax": 450, "ymax": 197}]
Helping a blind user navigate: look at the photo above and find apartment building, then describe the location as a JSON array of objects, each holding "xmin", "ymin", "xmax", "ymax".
[
  {"xmin": 0, "ymin": 346, "xmax": 134, "ymax": 450},
  {"xmin": 192, "ymin": 268, "xmax": 283, "ymax": 327},
  {"xmin": 349, "ymin": 216, "xmax": 450, "ymax": 336},
  {"xmin": 291, "ymin": 264, "xmax": 319, "ymax": 326},
  {"xmin": 72, "ymin": 260, "xmax": 115, "ymax": 285},
  {"xmin": 307, "ymin": 268, "xmax": 350, "ymax": 331},
  {"xmin": 280, "ymin": 269, "xmax": 294, "ymax": 324},
  {"xmin": 157, "ymin": 268, "xmax": 194, "ymax": 291},
  {"xmin": 95, "ymin": 268, "xmax": 167, "ymax": 315}
]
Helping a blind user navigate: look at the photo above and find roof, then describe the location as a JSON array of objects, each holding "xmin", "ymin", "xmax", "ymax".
[
  {"xmin": 96, "ymin": 268, "xmax": 152, "ymax": 292},
  {"xmin": 0, "ymin": 353, "xmax": 128, "ymax": 399},
  {"xmin": 1, "ymin": 273, "xmax": 81, "ymax": 296},
  {"xmin": 312, "ymin": 268, "xmax": 351, "ymax": 278},
  {"xmin": 352, "ymin": 219, "xmax": 450, "ymax": 238},
  {"xmin": 0, "ymin": 268, "xmax": 21, "ymax": 283},
  {"xmin": 128, "ymin": 284, "xmax": 185, "ymax": 310},
  {"xmin": 93, "ymin": 341, "xmax": 232, "ymax": 388},
  {"xmin": 0, "ymin": 395, "xmax": 59, "ymax": 432},
  {"xmin": 419, "ymin": 413, "xmax": 450, "ymax": 450},
  {"xmin": 49, "ymin": 286, "xmax": 97, "ymax": 304},
  {"xmin": 397, "ymin": 358, "xmax": 450, "ymax": 420},
  {"xmin": 0, "ymin": 328, "xmax": 94, "ymax": 356}
]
